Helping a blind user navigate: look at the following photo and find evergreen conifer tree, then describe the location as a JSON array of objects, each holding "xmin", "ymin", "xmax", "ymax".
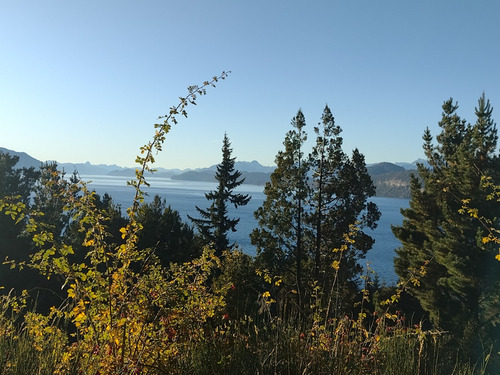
[
  {"xmin": 0, "ymin": 151, "xmax": 39, "ymax": 289},
  {"xmin": 189, "ymin": 133, "xmax": 250, "ymax": 255},
  {"xmin": 393, "ymin": 95, "xmax": 500, "ymax": 364},
  {"xmin": 251, "ymin": 110, "xmax": 310, "ymax": 303},
  {"xmin": 137, "ymin": 195, "xmax": 202, "ymax": 265},
  {"xmin": 64, "ymin": 192, "xmax": 128, "ymax": 266},
  {"xmin": 32, "ymin": 162, "xmax": 77, "ymax": 239},
  {"xmin": 308, "ymin": 106, "xmax": 380, "ymax": 312},
  {"xmin": 252, "ymin": 107, "xmax": 379, "ymax": 315}
]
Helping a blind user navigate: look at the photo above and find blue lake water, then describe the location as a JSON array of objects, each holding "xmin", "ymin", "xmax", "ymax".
[{"xmin": 81, "ymin": 175, "xmax": 409, "ymax": 285}]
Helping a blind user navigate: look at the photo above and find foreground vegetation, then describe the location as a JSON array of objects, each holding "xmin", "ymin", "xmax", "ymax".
[{"xmin": 0, "ymin": 75, "xmax": 498, "ymax": 374}]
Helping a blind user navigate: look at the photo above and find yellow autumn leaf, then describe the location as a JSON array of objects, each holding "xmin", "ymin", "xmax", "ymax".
[
  {"xmin": 74, "ymin": 312, "xmax": 86, "ymax": 327},
  {"xmin": 84, "ymin": 238, "xmax": 94, "ymax": 247},
  {"xmin": 119, "ymin": 226, "xmax": 128, "ymax": 239}
]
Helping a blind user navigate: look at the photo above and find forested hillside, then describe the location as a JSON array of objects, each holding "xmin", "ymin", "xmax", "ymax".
[{"xmin": 370, "ymin": 169, "xmax": 414, "ymax": 198}]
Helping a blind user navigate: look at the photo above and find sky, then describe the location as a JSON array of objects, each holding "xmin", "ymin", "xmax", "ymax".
[{"xmin": 1, "ymin": 1, "xmax": 499, "ymax": 170}]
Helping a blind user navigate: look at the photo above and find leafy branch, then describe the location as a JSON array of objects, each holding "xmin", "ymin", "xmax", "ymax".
[
  {"xmin": 460, "ymin": 175, "xmax": 500, "ymax": 261},
  {"xmin": 128, "ymin": 72, "xmax": 230, "ymax": 217}
]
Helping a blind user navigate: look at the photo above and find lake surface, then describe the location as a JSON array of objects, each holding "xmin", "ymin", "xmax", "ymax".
[{"xmin": 81, "ymin": 175, "xmax": 409, "ymax": 285}]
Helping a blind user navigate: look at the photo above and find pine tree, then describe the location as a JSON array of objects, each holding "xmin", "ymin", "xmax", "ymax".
[
  {"xmin": 0, "ymin": 151, "xmax": 39, "ymax": 289},
  {"xmin": 64, "ymin": 192, "xmax": 128, "ymax": 265},
  {"xmin": 137, "ymin": 195, "xmax": 202, "ymax": 265},
  {"xmin": 252, "ymin": 107, "xmax": 380, "ymax": 315},
  {"xmin": 251, "ymin": 110, "xmax": 310, "ymax": 301},
  {"xmin": 32, "ymin": 162, "xmax": 77, "ymax": 240},
  {"xmin": 0, "ymin": 151, "xmax": 39, "ymax": 206},
  {"xmin": 308, "ymin": 105, "xmax": 344, "ymax": 281},
  {"xmin": 393, "ymin": 95, "xmax": 500, "ymax": 364},
  {"xmin": 189, "ymin": 133, "xmax": 250, "ymax": 255},
  {"xmin": 308, "ymin": 105, "xmax": 380, "ymax": 312}
]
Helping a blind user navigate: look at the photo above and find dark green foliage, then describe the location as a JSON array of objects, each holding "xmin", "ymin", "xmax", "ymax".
[
  {"xmin": 1, "ymin": 84, "xmax": 497, "ymax": 373},
  {"xmin": 251, "ymin": 110, "xmax": 310, "ymax": 307},
  {"xmin": 215, "ymin": 250, "xmax": 262, "ymax": 320},
  {"xmin": 367, "ymin": 162, "xmax": 413, "ymax": 199},
  {"xmin": 370, "ymin": 169, "xmax": 414, "ymax": 198},
  {"xmin": 64, "ymin": 192, "xmax": 128, "ymax": 267},
  {"xmin": 32, "ymin": 162, "xmax": 76, "ymax": 240},
  {"xmin": 308, "ymin": 106, "xmax": 380, "ymax": 312},
  {"xmin": 252, "ymin": 106, "xmax": 379, "ymax": 316},
  {"xmin": 93, "ymin": 192, "xmax": 128, "ymax": 245},
  {"xmin": 0, "ymin": 151, "xmax": 39, "ymax": 205},
  {"xmin": 393, "ymin": 94, "xmax": 500, "ymax": 368},
  {"xmin": 0, "ymin": 157, "xmax": 77, "ymax": 313},
  {"xmin": 189, "ymin": 133, "xmax": 250, "ymax": 255},
  {"xmin": 0, "ymin": 152, "xmax": 40, "ymax": 290},
  {"xmin": 136, "ymin": 195, "xmax": 202, "ymax": 266}
]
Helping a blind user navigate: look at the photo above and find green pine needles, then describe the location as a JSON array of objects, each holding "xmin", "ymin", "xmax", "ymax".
[
  {"xmin": 393, "ymin": 94, "xmax": 500, "ymax": 367},
  {"xmin": 189, "ymin": 133, "xmax": 250, "ymax": 255}
]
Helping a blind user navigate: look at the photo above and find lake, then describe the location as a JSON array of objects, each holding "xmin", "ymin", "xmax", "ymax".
[{"xmin": 81, "ymin": 175, "xmax": 409, "ymax": 285}]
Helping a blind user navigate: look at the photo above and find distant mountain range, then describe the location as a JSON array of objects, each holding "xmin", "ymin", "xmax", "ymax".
[
  {"xmin": 1, "ymin": 146, "xmax": 425, "ymax": 198},
  {"xmin": 0, "ymin": 147, "xmax": 41, "ymax": 169}
]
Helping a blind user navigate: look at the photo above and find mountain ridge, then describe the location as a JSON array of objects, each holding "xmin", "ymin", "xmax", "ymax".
[{"xmin": 1, "ymin": 146, "xmax": 418, "ymax": 197}]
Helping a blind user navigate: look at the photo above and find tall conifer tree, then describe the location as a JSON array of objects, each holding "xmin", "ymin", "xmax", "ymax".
[
  {"xmin": 308, "ymin": 105, "xmax": 380, "ymax": 312},
  {"xmin": 251, "ymin": 110, "xmax": 310, "ymax": 303},
  {"xmin": 252, "ymin": 107, "xmax": 379, "ymax": 315},
  {"xmin": 189, "ymin": 133, "xmax": 250, "ymax": 255},
  {"xmin": 393, "ymin": 95, "xmax": 500, "ymax": 364}
]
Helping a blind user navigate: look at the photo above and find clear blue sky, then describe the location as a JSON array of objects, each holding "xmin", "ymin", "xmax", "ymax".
[{"xmin": 1, "ymin": 1, "xmax": 499, "ymax": 169}]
